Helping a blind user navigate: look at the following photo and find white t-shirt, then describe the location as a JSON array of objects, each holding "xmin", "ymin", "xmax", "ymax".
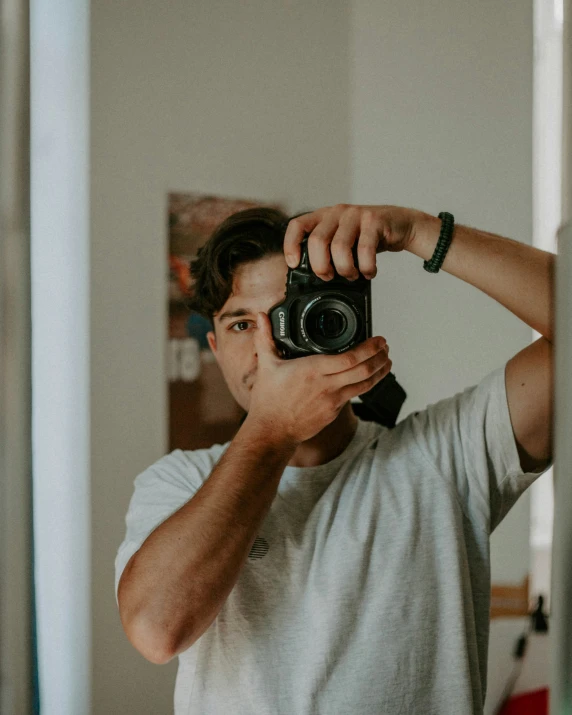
[{"xmin": 115, "ymin": 365, "xmax": 550, "ymax": 715}]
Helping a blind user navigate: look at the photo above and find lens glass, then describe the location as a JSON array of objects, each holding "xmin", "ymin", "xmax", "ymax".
[
  {"xmin": 303, "ymin": 296, "xmax": 359, "ymax": 353},
  {"xmin": 316, "ymin": 309, "xmax": 347, "ymax": 339}
]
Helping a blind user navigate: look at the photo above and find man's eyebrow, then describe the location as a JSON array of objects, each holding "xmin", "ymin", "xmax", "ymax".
[{"xmin": 216, "ymin": 308, "xmax": 252, "ymax": 323}]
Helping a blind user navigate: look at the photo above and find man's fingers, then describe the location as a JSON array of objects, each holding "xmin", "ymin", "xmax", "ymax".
[
  {"xmin": 316, "ymin": 336, "xmax": 387, "ymax": 376},
  {"xmin": 331, "ymin": 345, "xmax": 389, "ymax": 389},
  {"xmin": 284, "ymin": 213, "xmax": 319, "ymax": 268},
  {"xmin": 338, "ymin": 358, "xmax": 393, "ymax": 403},
  {"xmin": 331, "ymin": 209, "xmax": 360, "ymax": 280},
  {"xmin": 357, "ymin": 215, "xmax": 380, "ymax": 279},
  {"xmin": 284, "ymin": 207, "xmax": 380, "ymax": 280},
  {"xmin": 307, "ymin": 215, "xmax": 341, "ymax": 281},
  {"xmin": 254, "ymin": 312, "xmax": 280, "ymax": 360}
]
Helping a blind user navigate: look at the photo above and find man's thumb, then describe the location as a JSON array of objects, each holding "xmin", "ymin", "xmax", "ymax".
[{"xmin": 255, "ymin": 312, "xmax": 280, "ymax": 359}]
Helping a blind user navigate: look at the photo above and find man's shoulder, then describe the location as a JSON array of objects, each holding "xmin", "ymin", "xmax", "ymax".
[
  {"xmin": 136, "ymin": 440, "xmax": 231, "ymax": 488},
  {"xmin": 394, "ymin": 367, "xmax": 505, "ymax": 427},
  {"xmin": 175, "ymin": 440, "xmax": 231, "ymax": 464},
  {"xmin": 167, "ymin": 440, "xmax": 230, "ymax": 471}
]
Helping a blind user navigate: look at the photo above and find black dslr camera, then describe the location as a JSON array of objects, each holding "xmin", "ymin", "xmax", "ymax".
[
  {"xmin": 268, "ymin": 237, "xmax": 407, "ymax": 427},
  {"xmin": 269, "ymin": 237, "xmax": 371, "ymax": 358}
]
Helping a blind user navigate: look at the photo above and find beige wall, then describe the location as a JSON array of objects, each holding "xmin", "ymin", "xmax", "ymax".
[
  {"xmin": 91, "ymin": 1, "xmax": 534, "ymax": 712},
  {"xmin": 349, "ymin": 5, "xmax": 534, "ymax": 710},
  {"xmin": 350, "ymin": 0, "xmax": 534, "ymax": 588},
  {"xmin": 90, "ymin": 1, "xmax": 350, "ymax": 712}
]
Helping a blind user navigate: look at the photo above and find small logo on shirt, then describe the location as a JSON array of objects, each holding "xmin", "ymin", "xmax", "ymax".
[{"xmin": 248, "ymin": 536, "xmax": 269, "ymax": 560}]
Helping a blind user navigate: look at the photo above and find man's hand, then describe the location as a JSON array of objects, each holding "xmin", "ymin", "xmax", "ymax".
[
  {"xmin": 246, "ymin": 312, "xmax": 391, "ymax": 445},
  {"xmin": 283, "ymin": 204, "xmax": 435, "ymax": 281}
]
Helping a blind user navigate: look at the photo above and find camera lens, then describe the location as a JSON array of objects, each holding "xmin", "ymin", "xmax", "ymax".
[
  {"xmin": 302, "ymin": 295, "xmax": 360, "ymax": 353},
  {"xmin": 316, "ymin": 309, "xmax": 347, "ymax": 339}
]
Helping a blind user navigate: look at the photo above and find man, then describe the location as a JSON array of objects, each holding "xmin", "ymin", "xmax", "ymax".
[{"xmin": 116, "ymin": 204, "xmax": 553, "ymax": 714}]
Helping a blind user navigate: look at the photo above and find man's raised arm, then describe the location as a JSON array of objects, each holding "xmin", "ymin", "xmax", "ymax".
[
  {"xmin": 283, "ymin": 204, "xmax": 554, "ymax": 474},
  {"xmin": 408, "ymin": 217, "xmax": 554, "ymax": 472}
]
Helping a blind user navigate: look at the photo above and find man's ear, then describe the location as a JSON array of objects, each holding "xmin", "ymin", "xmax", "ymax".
[{"xmin": 207, "ymin": 330, "xmax": 217, "ymax": 357}]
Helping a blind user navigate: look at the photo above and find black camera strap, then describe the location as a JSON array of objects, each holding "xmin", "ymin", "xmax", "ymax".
[{"xmin": 353, "ymin": 372, "xmax": 407, "ymax": 428}]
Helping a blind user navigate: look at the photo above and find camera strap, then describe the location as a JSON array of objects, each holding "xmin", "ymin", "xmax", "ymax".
[{"xmin": 353, "ymin": 372, "xmax": 407, "ymax": 428}]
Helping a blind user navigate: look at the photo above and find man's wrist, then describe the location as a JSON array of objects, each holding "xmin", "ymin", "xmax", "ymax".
[
  {"xmin": 239, "ymin": 414, "xmax": 300, "ymax": 457},
  {"xmin": 405, "ymin": 213, "xmax": 442, "ymax": 261}
]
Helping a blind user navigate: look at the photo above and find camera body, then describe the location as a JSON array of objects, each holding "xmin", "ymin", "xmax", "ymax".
[
  {"xmin": 268, "ymin": 235, "xmax": 407, "ymax": 428},
  {"xmin": 269, "ymin": 238, "xmax": 371, "ymax": 358}
]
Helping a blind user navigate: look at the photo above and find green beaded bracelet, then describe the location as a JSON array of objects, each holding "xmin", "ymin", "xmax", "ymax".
[{"xmin": 423, "ymin": 212, "xmax": 455, "ymax": 273}]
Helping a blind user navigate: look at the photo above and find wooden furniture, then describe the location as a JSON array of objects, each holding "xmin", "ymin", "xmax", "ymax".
[{"xmin": 491, "ymin": 577, "xmax": 530, "ymax": 619}]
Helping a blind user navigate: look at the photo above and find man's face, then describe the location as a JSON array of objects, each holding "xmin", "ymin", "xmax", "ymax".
[{"xmin": 207, "ymin": 253, "xmax": 288, "ymax": 411}]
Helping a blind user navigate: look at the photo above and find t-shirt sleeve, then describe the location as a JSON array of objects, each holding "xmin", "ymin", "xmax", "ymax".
[
  {"xmin": 406, "ymin": 363, "xmax": 552, "ymax": 533},
  {"xmin": 114, "ymin": 446, "xmax": 224, "ymax": 600}
]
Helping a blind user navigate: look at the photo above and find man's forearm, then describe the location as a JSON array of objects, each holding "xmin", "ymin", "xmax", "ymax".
[
  {"xmin": 118, "ymin": 419, "xmax": 296, "ymax": 664},
  {"xmin": 407, "ymin": 216, "xmax": 555, "ymax": 343}
]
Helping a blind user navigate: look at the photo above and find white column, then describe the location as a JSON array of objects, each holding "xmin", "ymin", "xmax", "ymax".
[{"xmin": 30, "ymin": 0, "xmax": 91, "ymax": 712}]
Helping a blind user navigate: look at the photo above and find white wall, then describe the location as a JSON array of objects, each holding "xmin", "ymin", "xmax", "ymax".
[
  {"xmin": 350, "ymin": 0, "xmax": 534, "ymax": 586},
  {"xmin": 90, "ymin": 2, "xmax": 350, "ymax": 712}
]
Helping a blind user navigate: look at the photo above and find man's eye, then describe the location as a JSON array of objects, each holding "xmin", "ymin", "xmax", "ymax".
[{"xmin": 230, "ymin": 321, "xmax": 252, "ymax": 332}]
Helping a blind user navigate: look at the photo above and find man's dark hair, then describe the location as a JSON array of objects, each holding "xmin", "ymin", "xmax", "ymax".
[{"xmin": 188, "ymin": 206, "xmax": 303, "ymax": 323}]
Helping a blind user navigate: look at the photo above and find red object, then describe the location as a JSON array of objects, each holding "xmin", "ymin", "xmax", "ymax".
[{"xmin": 498, "ymin": 688, "xmax": 548, "ymax": 715}]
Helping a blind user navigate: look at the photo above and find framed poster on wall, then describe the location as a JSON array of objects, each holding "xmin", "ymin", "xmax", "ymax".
[{"xmin": 167, "ymin": 192, "xmax": 284, "ymax": 451}]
